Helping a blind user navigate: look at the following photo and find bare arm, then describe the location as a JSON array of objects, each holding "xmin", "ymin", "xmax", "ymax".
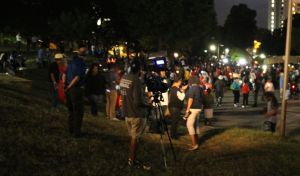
[
  {"xmin": 50, "ymin": 73, "xmax": 57, "ymax": 89},
  {"xmin": 185, "ymin": 98, "xmax": 193, "ymax": 118},
  {"xmin": 65, "ymin": 76, "xmax": 80, "ymax": 92}
]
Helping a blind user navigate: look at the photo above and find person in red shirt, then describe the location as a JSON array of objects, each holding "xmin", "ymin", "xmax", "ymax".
[{"xmin": 241, "ymin": 80, "xmax": 251, "ymax": 108}]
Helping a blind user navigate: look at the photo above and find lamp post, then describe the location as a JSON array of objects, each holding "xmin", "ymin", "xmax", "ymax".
[
  {"xmin": 209, "ymin": 43, "xmax": 224, "ymax": 61},
  {"xmin": 280, "ymin": 0, "xmax": 297, "ymax": 137}
]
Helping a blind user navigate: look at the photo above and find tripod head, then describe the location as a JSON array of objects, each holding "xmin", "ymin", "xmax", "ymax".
[{"xmin": 151, "ymin": 91, "xmax": 164, "ymax": 104}]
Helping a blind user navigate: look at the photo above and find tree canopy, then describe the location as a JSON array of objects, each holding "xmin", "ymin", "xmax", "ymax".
[{"xmin": 223, "ymin": 4, "xmax": 257, "ymax": 49}]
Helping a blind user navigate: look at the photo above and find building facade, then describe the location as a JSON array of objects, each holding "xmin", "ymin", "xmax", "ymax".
[{"xmin": 268, "ymin": 0, "xmax": 300, "ymax": 33}]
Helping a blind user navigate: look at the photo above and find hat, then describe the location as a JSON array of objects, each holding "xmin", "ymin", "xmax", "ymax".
[
  {"xmin": 218, "ymin": 75, "xmax": 223, "ymax": 80},
  {"xmin": 54, "ymin": 53, "xmax": 63, "ymax": 60}
]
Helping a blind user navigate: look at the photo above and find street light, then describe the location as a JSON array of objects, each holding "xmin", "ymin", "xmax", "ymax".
[
  {"xmin": 225, "ymin": 48, "xmax": 230, "ymax": 55},
  {"xmin": 260, "ymin": 53, "xmax": 266, "ymax": 59},
  {"xmin": 209, "ymin": 45, "xmax": 217, "ymax": 53},
  {"xmin": 173, "ymin": 52, "xmax": 179, "ymax": 59},
  {"xmin": 97, "ymin": 18, "xmax": 102, "ymax": 26}
]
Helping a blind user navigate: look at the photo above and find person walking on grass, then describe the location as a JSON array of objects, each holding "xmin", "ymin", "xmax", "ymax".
[
  {"xmin": 168, "ymin": 76, "xmax": 187, "ymax": 139},
  {"xmin": 241, "ymin": 80, "xmax": 250, "ymax": 108},
  {"xmin": 105, "ymin": 64, "xmax": 119, "ymax": 121},
  {"xmin": 263, "ymin": 92, "xmax": 279, "ymax": 133},
  {"xmin": 85, "ymin": 63, "xmax": 106, "ymax": 117},
  {"xmin": 120, "ymin": 59, "xmax": 151, "ymax": 170},
  {"xmin": 65, "ymin": 46, "xmax": 87, "ymax": 138},
  {"xmin": 185, "ymin": 75, "xmax": 203, "ymax": 151},
  {"xmin": 203, "ymin": 88, "xmax": 214, "ymax": 126},
  {"xmin": 48, "ymin": 53, "xmax": 64, "ymax": 111}
]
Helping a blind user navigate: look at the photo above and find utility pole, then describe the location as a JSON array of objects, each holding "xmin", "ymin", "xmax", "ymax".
[{"xmin": 280, "ymin": 0, "xmax": 294, "ymax": 137}]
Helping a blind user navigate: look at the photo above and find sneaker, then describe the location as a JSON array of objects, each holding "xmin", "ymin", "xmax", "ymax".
[
  {"xmin": 234, "ymin": 104, "xmax": 238, "ymax": 107},
  {"xmin": 112, "ymin": 118, "xmax": 120, "ymax": 121},
  {"xmin": 128, "ymin": 159, "xmax": 151, "ymax": 171},
  {"xmin": 242, "ymin": 105, "xmax": 245, "ymax": 108},
  {"xmin": 188, "ymin": 144, "xmax": 199, "ymax": 151}
]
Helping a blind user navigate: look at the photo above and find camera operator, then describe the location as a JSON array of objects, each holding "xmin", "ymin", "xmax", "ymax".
[
  {"xmin": 119, "ymin": 60, "xmax": 151, "ymax": 170},
  {"xmin": 168, "ymin": 76, "xmax": 188, "ymax": 139}
]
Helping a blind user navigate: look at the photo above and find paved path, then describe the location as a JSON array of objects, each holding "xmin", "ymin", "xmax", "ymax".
[{"xmin": 204, "ymin": 90, "xmax": 300, "ymax": 140}]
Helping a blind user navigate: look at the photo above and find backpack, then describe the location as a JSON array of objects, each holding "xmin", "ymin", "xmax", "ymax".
[{"xmin": 230, "ymin": 81, "xmax": 239, "ymax": 90}]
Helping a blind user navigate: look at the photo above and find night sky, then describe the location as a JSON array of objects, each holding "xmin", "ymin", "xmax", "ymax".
[{"xmin": 215, "ymin": 0, "xmax": 268, "ymax": 28}]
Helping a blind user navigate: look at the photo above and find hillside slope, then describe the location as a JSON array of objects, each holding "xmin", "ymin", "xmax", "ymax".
[{"xmin": 0, "ymin": 69, "xmax": 300, "ymax": 176}]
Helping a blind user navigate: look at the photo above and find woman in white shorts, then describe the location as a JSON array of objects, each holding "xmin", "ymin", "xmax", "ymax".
[{"xmin": 185, "ymin": 76, "xmax": 203, "ymax": 151}]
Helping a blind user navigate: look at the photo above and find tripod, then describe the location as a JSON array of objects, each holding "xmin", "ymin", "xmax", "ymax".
[{"xmin": 150, "ymin": 92, "xmax": 176, "ymax": 169}]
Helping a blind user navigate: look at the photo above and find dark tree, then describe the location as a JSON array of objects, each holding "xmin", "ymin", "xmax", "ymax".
[{"xmin": 223, "ymin": 4, "xmax": 257, "ymax": 49}]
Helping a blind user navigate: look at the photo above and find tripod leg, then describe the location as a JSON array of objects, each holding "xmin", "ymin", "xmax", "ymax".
[
  {"xmin": 158, "ymin": 105, "xmax": 177, "ymax": 162},
  {"xmin": 155, "ymin": 105, "xmax": 168, "ymax": 168}
]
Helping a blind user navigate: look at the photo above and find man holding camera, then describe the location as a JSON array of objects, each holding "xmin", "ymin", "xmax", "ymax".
[{"xmin": 119, "ymin": 60, "xmax": 151, "ymax": 170}]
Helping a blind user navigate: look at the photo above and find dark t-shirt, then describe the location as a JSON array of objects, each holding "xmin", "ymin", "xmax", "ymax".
[
  {"xmin": 187, "ymin": 85, "xmax": 203, "ymax": 109},
  {"xmin": 120, "ymin": 74, "xmax": 148, "ymax": 118},
  {"xmin": 85, "ymin": 73, "xmax": 106, "ymax": 96},
  {"xmin": 48, "ymin": 62, "xmax": 60, "ymax": 82},
  {"xmin": 168, "ymin": 86, "xmax": 184, "ymax": 109}
]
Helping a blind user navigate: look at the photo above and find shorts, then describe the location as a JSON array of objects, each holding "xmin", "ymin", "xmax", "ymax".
[
  {"xmin": 186, "ymin": 109, "xmax": 201, "ymax": 135},
  {"xmin": 204, "ymin": 109, "xmax": 213, "ymax": 119},
  {"xmin": 125, "ymin": 117, "xmax": 146, "ymax": 138}
]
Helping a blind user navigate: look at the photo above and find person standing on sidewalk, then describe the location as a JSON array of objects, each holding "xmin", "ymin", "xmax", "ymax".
[
  {"xmin": 65, "ymin": 46, "xmax": 87, "ymax": 138},
  {"xmin": 241, "ymin": 80, "xmax": 250, "ymax": 108},
  {"xmin": 230, "ymin": 77, "xmax": 241, "ymax": 107},
  {"xmin": 214, "ymin": 75, "xmax": 225, "ymax": 107}
]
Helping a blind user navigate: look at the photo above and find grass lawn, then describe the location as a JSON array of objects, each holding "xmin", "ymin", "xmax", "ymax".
[{"xmin": 0, "ymin": 68, "xmax": 300, "ymax": 176}]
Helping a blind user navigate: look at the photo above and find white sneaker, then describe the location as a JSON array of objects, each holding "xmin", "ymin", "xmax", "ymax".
[
  {"xmin": 242, "ymin": 105, "xmax": 245, "ymax": 108},
  {"xmin": 234, "ymin": 104, "xmax": 238, "ymax": 107},
  {"xmin": 112, "ymin": 118, "xmax": 120, "ymax": 121}
]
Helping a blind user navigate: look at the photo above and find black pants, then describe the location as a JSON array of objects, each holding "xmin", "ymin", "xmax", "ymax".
[
  {"xmin": 88, "ymin": 94, "xmax": 103, "ymax": 116},
  {"xmin": 169, "ymin": 107, "xmax": 182, "ymax": 138},
  {"xmin": 215, "ymin": 90, "xmax": 224, "ymax": 105},
  {"xmin": 253, "ymin": 90, "xmax": 259, "ymax": 106},
  {"xmin": 67, "ymin": 87, "xmax": 84, "ymax": 137},
  {"xmin": 243, "ymin": 94, "xmax": 249, "ymax": 106},
  {"xmin": 233, "ymin": 90, "xmax": 240, "ymax": 104}
]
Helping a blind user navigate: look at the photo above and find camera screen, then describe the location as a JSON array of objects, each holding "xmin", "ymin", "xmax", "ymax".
[{"xmin": 155, "ymin": 60, "xmax": 165, "ymax": 65}]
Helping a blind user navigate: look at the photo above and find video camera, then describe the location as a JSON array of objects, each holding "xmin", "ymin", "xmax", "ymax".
[
  {"xmin": 147, "ymin": 57, "xmax": 168, "ymax": 72},
  {"xmin": 145, "ymin": 57, "xmax": 169, "ymax": 93}
]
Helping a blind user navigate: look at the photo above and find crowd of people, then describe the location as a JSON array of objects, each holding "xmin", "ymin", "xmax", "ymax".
[{"xmin": 45, "ymin": 44, "xmax": 300, "ymax": 170}]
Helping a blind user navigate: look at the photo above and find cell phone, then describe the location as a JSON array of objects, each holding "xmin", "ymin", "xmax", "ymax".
[{"xmin": 183, "ymin": 111, "xmax": 191, "ymax": 120}]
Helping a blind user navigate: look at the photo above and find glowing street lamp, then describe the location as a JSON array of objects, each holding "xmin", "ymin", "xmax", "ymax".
[
  {"xmin": 238, "ymin": 58, "xmax": 247, "ymax": 66},
  {"xmin": 173, "ymin": 52, "xmax": 179, "ymax": 59},
  {"xmin": 225, "ymin": 48, "xmax": 230, "ymax": 55},
  {"xmin": 260, "ymin": 53, "xmax": 266, "ymax": 59},
  {"xmin": 210, "ymin": 44, "xmax": 217, "ymax": 52},
  {"xmin": 97, "ymin": 18, "xmax": 102, "ymax": 26}
]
